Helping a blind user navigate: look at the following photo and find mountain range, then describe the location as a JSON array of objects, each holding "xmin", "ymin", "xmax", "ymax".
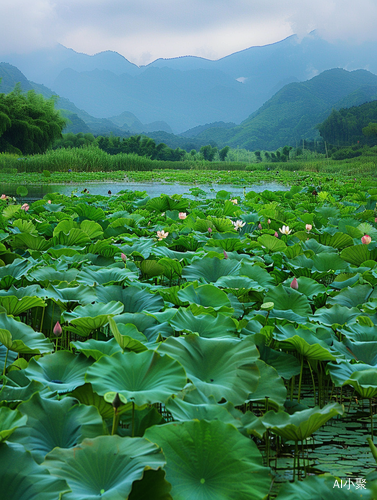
[{"xmin": 1, "ymin": 32, "xmax": 377, "ymax": 150}]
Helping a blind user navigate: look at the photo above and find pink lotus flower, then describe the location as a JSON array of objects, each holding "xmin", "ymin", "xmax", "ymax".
[
  {"xmin": 274, "ymin": 231, "xmax": 279, "ymax": 237},
  {"xmin": 361, "ymin": 235, "xmax": 372, "ymax": 245},
  {"xmin": 121, "ymin": 253, "xmax": 127, "ymax": 262},
  {"xmin": 47, "ymin": 200, "xmax": 52, "ymax": 204},
  {"xmin": 178, "ymin": 212, "xmax": 187, "ymax": 220},
  {"xmin": 53, "ymin": 321, "xmax": 62, "ymax": 337},
  {"xmin": 290, "ymin": 277, "xmax": 299, "ymax": 290},
  {"xmin": 0, "ymin": 194, "xmax": 6, "ymax": 199},
  {"xmin": 306, "ymin": 224, "xmax": 312, "ymax": 231},
  {"xmin": 21, "ymin": 203, "xmax": 29, "ymax": 211},
  {"xmin": 223, "ymin": 250, "xmax": 228, "ymax": 259}
]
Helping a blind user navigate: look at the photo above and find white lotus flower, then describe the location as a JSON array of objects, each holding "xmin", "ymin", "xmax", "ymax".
[
  {"xmin": 279, "ymin": 225, "xmax": 292, "ymax": 235},
  {"xmin": 232, "ymin": 220, "xmax": 246, "ymax": 231},
  {"xmin": 157, "ymin": 230, "xmax": 169, "ymax": 241}
]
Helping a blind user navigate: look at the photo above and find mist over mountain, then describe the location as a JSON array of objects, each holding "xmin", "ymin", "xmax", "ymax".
[{"xmin": 2, "ymin": 32, "xmax": 377, "ymax": 134}]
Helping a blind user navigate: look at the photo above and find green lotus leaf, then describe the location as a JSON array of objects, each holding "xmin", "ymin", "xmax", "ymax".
[
  {"xmin": 52, "ymin": 228, "xmax": 91, "ymax": 247},
  {"xmin": 282, "ymin": 276, "xmax": 326, "ymax": 298},
  {"xmin": 340, "ymin": 244, "xmax": 377, "ymax": 267},
  {"xmin": 205, "ymin": 235, "xmax": 247, "ymax": 252},
  {"xmin": 145, "ymin": 420, "xmax": 271, "ymax": 500},
  {"xmin": 113, "ymin": 312, "xmax": 173, "ymax": 341},
  {"xmin": 76, "ymin": 266, "xmax": 136, "ymax": 286},
  {"xmin": 80, "ymin": 219, "xmax": 104, "ymax": 239},
  {"xmin": 182, "ymin": 257, "xmax": 241, "ymax": 282},
  {"xmin": 0, "ymin": 313, "xmax": 53, "ymax": 354},
  {"xmin": 264, "ymin": 284, "xmax": 312, "ymax": 318},
  {"xmin": 0, "ymin": 370, "xmax": 45, "ymax": 403},
  {"xmin": 11, "ymin": 393, "xmax": 105, "ymax": 463},
  {"xmin": 69, "ymin": 383, "xmax": 114, "ymax": 419},
  {"xmin": 71, "ymin": 337, "xmax": 123, "ymax": 361},
  {"xmin": 346, "ymin": 368, "xmax": 377, "ymax": 399},
  {"xmin": 22, "ymin": 351, "xmax": 93, "ymax": 394},
  {"xmin": 43, "ymin": 435, "xmax": 165, "ymax": 500},
  {"xmin": 158, "ymin": 335, "xmax": 259, "ymax": 404},
  {"xmin": 262, "ymin": 403, "xmax": 344, "ymax": 442},
  {"xmin": 29, "ymin": 266, "xmax": 79, "ymax": 286},
  {"xmin": 327, "ymin": 360, "xmax": 373, "ymax": 387},
  {"xmin": 327, "ymin": 284, "xmax": 373, "ymax": 309},
  {"xmin": 311, "ymin": 304, "xmax": 361, "ymax": 327},
  {"xmin": 158, "ymin": 257, "xmax": 183, "ymax": 278},
  {"xmin": 0, "ymin": 442, "xmax": 70, "ymax": 500},
  {"xmin": 311, "ymin": 252, "xmax": 350, "ymax": 272},
  {"xmin": 333, "ymin": 338, "xmax": 377, "ymax": 365},
  {"xmin": 120, "ymin": 238, "xmax": 155, "ymax": 259},
  {"xmin": 341, "ymin": 323, "xmax": 377, "ymax": 342},
  {"xmin": 214, "ymin": 275, "xmax": 264, "ymax": 297},
  {"xmin": 258, "ymin": 344, "xmax": 301, "ymax": 379},
  {"xmin": 45, "ymin": 284, "xmax": 98, "ymax": 309},
  {"xmin": 11, "ymin": 233, "xmax": 52, "ymax": 251},
  {"xmin": 86, "ymin": 350, "xmax": 187, "ymax": 406},
  {"xmin": 318, "ymin": 231, "xmax": 354, "ymax": 250},
  {"xmin": 258, "ymin": 234, "xmax": 287, "ymax": 253},
  {"xmin": 0, "ymin": 342, "xmax": 17, "ymax": 369},
  {"xmin": 0, "ymin": 294, "xmax": 46, "ymax": 316},
  {"xmin": 177, "ymin": 283, "xmax": 233, "ymax": 312},
  {"xmin": 239, "ymin": 263, "xmax": 275, "ymax": 289},
  {"xmin": 275, "ymin": 474, "xmax": 375, "ymax": 499},
  {"xmin": 169, "ymin": 308, "xmax": 237, "ymax": 338},
  {"xmin": 94, "ymin": 285, "xmax": 164, "ymax": 312},
  {"xmin": 0, "ymin": 407, "xmax": 27, "ymax": 442},
  {"xmin": 108, "ymin": 317, "xmax": 149, "ymax": 352},
  {"xmin": 247, "ymin": 360, "xmax": 287, "ymax": 409},
  {"xmin": 0, "ymin": 259, "xmax": 34, "ymax": 288},
  {"xmin": 62, "ymin": 301, "xmax": 124, "ymax": 335}
]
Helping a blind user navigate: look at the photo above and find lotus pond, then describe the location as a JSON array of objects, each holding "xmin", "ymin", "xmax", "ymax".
[{"xmin": 1, "ymin": 176, "xmax": 377, "ymax": 499}]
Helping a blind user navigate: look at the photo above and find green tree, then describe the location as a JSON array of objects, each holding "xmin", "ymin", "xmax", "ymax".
[
  {"xmin": 219, "ymin": 146, "xmax": 230, "ymax": 161},
  {"xmin": 362, "ymin": 122, "xmax": 377, "ymax": 139},
  {"xmin": 0, "ymin": 85, "xmax": 66, "ymax": 154},
  {"xmin": 200, "ymin": 144, "xmax": 217, "ymax": 161}
]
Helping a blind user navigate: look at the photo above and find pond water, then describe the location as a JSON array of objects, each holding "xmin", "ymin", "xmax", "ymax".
[{"xmin": 0, "ymin": 181, "xmax": 289, "ymax": 202}]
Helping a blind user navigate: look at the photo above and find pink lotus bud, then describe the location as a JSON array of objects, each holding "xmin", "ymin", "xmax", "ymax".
[
  {"xmin": 267, "ymin": 219, "xmax": 271, "ymax": 224},
  {"xmin": 375, "ymin": 218, "xmax": 377, "ymax": 223},
  {"xmin": 121, "ymin": 253, "xmax": 127, "ymax": 263},
  {"xmin": 21, "ymin": 203, "xmax": 29, "ymax": 211},
  {"xmin": 274, "ymin": 231, "xmax": 279, "ymax": 237},
  {"xmin": 178, "ymin": 212, "xmax": 187, "ymax": 220},
  {"xmin": 306, "ymin": 224, "xmax": 312, "ymax": 231},
  {"xmin": 208, "ymin": 227, "xmax": 212, "ymax": 233},
  {"xmin": 361, "ymin": 235, "xmax": 372, "ymax": 245},
  {"xmin": 0, "ymin": 194, "xmax": 6, "ymax": 199},
  {"xmin": 47, "ymin": 200, "xmax": 52, "ymax": 204},
  {"xmin": 223, "ymin": 250, "xmax": 228, "ymax": 259},
  {"xmin": 53, "ymin": 321, "xmax": 62, "ymax": 337},
  {"xmin": 290, "ymin": 277, "xmax": 299, "ymax": 290},
  {"xmin": 258, "ymin": 223, "xmax": 262, "ymax": 230}
]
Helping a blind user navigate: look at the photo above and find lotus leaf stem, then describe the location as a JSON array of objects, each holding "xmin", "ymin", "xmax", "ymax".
[{"xmin": 2, "ymin": 347, "xmax": 8, "ymax": 377}]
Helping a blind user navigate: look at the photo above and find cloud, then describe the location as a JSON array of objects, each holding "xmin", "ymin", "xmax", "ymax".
[{"xmin": 0, "ymin": 0, "xmax": 376, "ymax": 64}]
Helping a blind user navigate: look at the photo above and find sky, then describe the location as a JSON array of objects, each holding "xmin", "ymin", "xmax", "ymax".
[{"xmin": 1, "ymin": 0, "xmax": 377, "ymax": 66}]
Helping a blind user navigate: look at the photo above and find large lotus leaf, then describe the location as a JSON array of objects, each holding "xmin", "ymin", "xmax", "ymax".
[
  {"xmin": 264, "ymin": 284, "xmax": 312, "ymax": 318},
  {"xmin": 341, "ymin": 323, "xmax": 377, "ymax": 341},
  {"xmin": 0, "ymin": 442, "xmax": 70, "ymax": 500},
  {"xmin": 51, "ymin": 228, "xmax": 91, "ymax": 247},
  {"xmin": 45, "ymin": 284, "xmax": 98, "ymax": 309},
  {"xmin": 311, "ymin": 304, "xmax": 361, "ymax": 327},
  {"xmin": 182, "ymin": 257, "xmax": 241, "ymax": 282},
  {"xmin": 0, "ymin": 342, "xmax": 17, "ymax": 369},
  {"xmin": 42, "ymin": 435, "xmax": 165, "ymax": 500},
  {"xmin": 158, "ymin": 335, "xmax": 259, "ymax": 404},
  {"xmin": 86, "ymin": 350, "xmax": 187, "ymax": 406},
  {"xmin": 80, "ymin": 219, "xmax": 104, "ymax": 239},
  {"xmin": 327, "ymin": 360, "xmax": 373, "ymax": 387},
  {"xmin": 239, "ymin": 263, "xmax": 275, "ymax": 289},
  {"xmin": 311, "ymin": 252, "xmax": 350, "ymax": 272},
  {"xmin": 258, "ymin": 344, "xmax": 301, "ymax": 379},
  {"xmin": 71, "ymin": 337, "xmax": 123, "ymax": 361},
  {"xmin": 62, "ymin": 301, "xmax": 124, "ymax": 335},
  {"xmin": 0, "ymin": 294, "xmax": 46, "ymax": 316},
  {"xmin": 346, "ymin": 368, "xmax": 377, "ymax": 399},
  {"xmin": 214, "ymin": 275, "xmax": 264, "ymax": 297},
  {"xmin": 108, "ymin": 318, "xmax": 149, "ymax": 353},
  {"xmin": 0, "ymin": 370, "xmax": 45, "ymax": 403},
  {"xmin": 257, "ymin": 234, "xmax": 287, "ymax": 253},
  {"xmin": 145, "ymin": 420, "xmax": 271, "ymax": 500},
  {"xmin": 22, "ymin": 351, "xmax": 93, "ymax": 394},
  {"xmin": 94, "ymin": 285, "xmax": 164, "ymax": 312},
  {"xmin": 274, "ymin": 324, "xmax": 337, "ymax": 361},
  {"xmin": 275, "ymin": 474, "xmax": 375, "ymax": 500},
  {"xmin": 205, "ymin": 235, "xmax": 248, "ymax": 252},
  {"xmin": 341, "ymin": 245, "xmax": 377, "ymax": 267},
  {"xmin": 29, "ymin": 266, "xmax": 79, "ymax": 285},
  {"xmin": 262, "ymin": 403, "xmax": 344, "ymax": 442},
  {"xmin": 120, "ymin": 238, "xmax": 155, "ymax": 259},
  {"xmin": 177, "ymin": 283, "xmax": 233, "ymax": 312},
  {"xmin": 318, "ymin": 231, "xmax": 354, "ymax": 250},
  {"xmin": 247, "ymin": 360, "xmax": 287, "ymax": 408},
  {"xmin": 0, "ymin": 258, "xmax": 34, "ymax": 288},
  {"xmin": 69, "ymin": 383, "xmax": 114, "ymax": 420},
  {"xmin": 11, "ymin": 233, "xmax": 52, "ymax": 251},
  {"xmin": 11, "ymin": 393, "xmax": 106, "ymax": 463},
  {"xmin": 76, "ymin": 267, "xmax": 136, "ymax": 286},
  {"xmin": 113, "ymin": 312, "xmax": 173, "ymax": 341},
  {"xmin": 282, "ymin": 276, "xmax": 326, "ymax": 299},
  {"xmin": 0, "ymin": 313, "xmax": 53, "ymax": 354},
  {"xmin": 333, "ymin": 338, "xmax": 377, "ymax": 365},
  {"xmin": 169, "ymin": 308, "xmax": 237, "ymax": 338},
  {"xmin": 330, "ymin": 272, "xmax": 361, "ymax": 290},
  {"xmin": 327, "ymin": 284, "xmax": 373, "ymax": 309},
  {"xmin": 0, "ymin": 407, "xmax": 27, "ymax": 442}
]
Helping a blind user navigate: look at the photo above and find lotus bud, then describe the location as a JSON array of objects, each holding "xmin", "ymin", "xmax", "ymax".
[
  {"xmin": 53, "ymin": 321, "xmax": 62, "ymax": 337},
  {"xmin": 361, "ymin": 235, "xmax": 372, "ymax": 245},
  {"xmin": 21, "ymin": 203, "xmax": 29, "ymax": 211},
  {"xmin": 274, "ymin": 231, "xmax": 279, "ymax": 237},
  {"xmin": 375, "ymin": 218, "xmax": 377, "ymax": 223},
  {"xmin": 0, "ymin": 194, "xmax": 6, "ymax": 199},
  {"xmin": 306, "ymin": 224, "xmax": 312, "ymax": 231},
  {"xmin": 47, "ymin": 200, "xmax": 52, "ymax": 204},
  {"xmin": 112, "ymin": 392, "xmax": 121, "ymax": 410},
  {"xmin": 121, "ymin": 253, "xmax": 127, "ymax": 263},
  {"xmin": 223, "ymin": 250, "xmax": 228, "ymax": 259},
  {"xmin": 208, "ymin": 227, "xmax": 212, "ymax": 234},
  {"xmin": 267, "ymin": 219, "xmax": 271, "ymax": 224},
  {"xmin": 290, "ymin": 277, "xmax": 299, "ymax": 290},
  {"xmin": 258, "ymin": 223, "xmax": 262, "ymax": 230}
]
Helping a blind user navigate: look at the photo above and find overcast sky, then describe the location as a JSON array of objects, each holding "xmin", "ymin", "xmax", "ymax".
[{"xmin": 1, "ymin": 0, "xmax": 377, "ymax": 65}]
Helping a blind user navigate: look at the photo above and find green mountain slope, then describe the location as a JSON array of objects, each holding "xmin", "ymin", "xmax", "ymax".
[{"xmin": 195, "ymin": 69, "xmax": 377, "ymax": 150}]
